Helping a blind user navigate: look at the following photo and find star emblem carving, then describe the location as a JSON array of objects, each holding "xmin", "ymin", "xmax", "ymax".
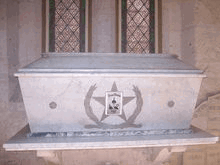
[{"xmin": 93, "ymin": 82, "xmax": 135, "ymax": 122}]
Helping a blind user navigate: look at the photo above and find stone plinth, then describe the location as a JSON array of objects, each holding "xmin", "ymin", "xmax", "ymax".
[{"xmin": 3, "ymin": 125, "xmax": 218, "ymax": 151}]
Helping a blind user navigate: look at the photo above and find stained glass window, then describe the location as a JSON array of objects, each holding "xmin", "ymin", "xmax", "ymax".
[
  {"xmin": 49, "ymin": 0, "xmax": 86, "ymax": 52},
  {"xmin": 121, "ymin": 0, "xmax": 155, "ymax": 53}
]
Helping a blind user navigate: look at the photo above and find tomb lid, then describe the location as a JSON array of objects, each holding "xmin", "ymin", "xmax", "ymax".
[{"xmin": 16, "ymin": 53, "xmax": 204, "ymax": 75}]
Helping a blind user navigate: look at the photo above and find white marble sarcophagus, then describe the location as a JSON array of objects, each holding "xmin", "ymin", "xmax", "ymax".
[{"xmin": 15, "ymin": 53, "xmax": 205, "ymax": 135}]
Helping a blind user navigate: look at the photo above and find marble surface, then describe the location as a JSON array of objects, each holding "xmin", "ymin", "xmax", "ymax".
[
  {"xmin": 15, "ymin": 53, "xmax": 205, "ymax": 133},
  {"xmin": 16, "ymin": 53, "xmax": 204, "ymax": 74},
  {"xmin": 3, "ymin": 125, "xmax": 219, "ymax": 151}
]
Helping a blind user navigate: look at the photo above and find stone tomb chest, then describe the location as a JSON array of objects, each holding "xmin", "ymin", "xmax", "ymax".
[{"xmin": 15, "ymin": 53, "xmax": 205, "ymax": 135}]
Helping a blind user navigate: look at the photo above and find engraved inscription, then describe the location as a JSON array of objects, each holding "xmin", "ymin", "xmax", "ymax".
[{"xmin": 28, "ymin": 128, "xmax": 192, "ymax": 138}]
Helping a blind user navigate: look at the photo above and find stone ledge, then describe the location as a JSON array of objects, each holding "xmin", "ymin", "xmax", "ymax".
[{"xmin": 3, "ymin": 125, "xmax": 218, "ymax": 151}]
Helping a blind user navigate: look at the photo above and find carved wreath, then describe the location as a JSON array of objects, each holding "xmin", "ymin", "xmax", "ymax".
[{"xmin": 84, "ymin": 84, "xmax": 143, "ymax": 129}]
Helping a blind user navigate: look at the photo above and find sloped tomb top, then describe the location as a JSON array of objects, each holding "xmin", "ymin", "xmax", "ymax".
[{"xmin": 16, "ymin": 53, "xmax": 204, "ymax": 75}]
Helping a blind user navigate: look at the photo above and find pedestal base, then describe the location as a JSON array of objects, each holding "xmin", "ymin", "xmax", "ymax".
[{"xmin": 3, "ymin": 125, "xmax": 218, "ymax": 151}]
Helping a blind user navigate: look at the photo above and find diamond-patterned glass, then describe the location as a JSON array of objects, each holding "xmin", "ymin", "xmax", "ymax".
[
  {"xmin": 122, "ymin": 0, "xmax": 155, "ymax": 53},
  {"xmin": 49, "ymin": 0, "xmax": 85, "ymax": 52}
]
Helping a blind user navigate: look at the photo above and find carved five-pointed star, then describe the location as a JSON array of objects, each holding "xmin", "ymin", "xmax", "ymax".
[{"xmin": 93, "ymin": 82, "xmax": 135, "ymax": 122}]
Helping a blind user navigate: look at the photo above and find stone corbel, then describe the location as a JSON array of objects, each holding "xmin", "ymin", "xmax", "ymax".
[
  {"xmin": 37, "ymin": 150, "xmax": 61, "ymax": 165},
  {"xmin": 152, "ymin": 147, "xmax": 186, "ymax": 165},
  {"xmin": 36, "ymin": 146, "xmax": 187, "ymax": 165}
]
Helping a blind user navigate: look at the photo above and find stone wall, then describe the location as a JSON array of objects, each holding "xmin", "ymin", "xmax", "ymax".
[
  {"xmin": 91, "ymin": 0, "xmax": 116, "ymax": 52},
  {"xmin": 164, "ymin": 0, "xmax": 220, "ymax": 107},
  {"xmin": 164, "ymin": 0, "xmax": 220, "ymax": 164},
  {"xmin": 0, "ymin": 0, "xmax": 43, "ymax": 164},
  {"xmin": 0, "ymin": 0, "xmax": 220, "ymax": 164}
]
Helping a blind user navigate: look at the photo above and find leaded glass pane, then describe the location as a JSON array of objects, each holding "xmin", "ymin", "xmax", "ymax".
[
  {"xmin": 122, "ymin": 0, "xmax": 155, "ymax": 53},
  {"xmin": 49, "ymin": 0, "xmax": 85, "ymax": 52}
]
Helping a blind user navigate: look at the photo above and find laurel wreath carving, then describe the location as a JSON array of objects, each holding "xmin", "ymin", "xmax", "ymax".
[{"xmin": 84, "ymin": 84, "xmax": 143, "ymax": 129}]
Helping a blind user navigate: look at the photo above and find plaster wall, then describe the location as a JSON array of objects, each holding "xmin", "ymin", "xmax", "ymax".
[{"xmin": 0, "ymin": 0, "xmax": 220, "ymax": 164}]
